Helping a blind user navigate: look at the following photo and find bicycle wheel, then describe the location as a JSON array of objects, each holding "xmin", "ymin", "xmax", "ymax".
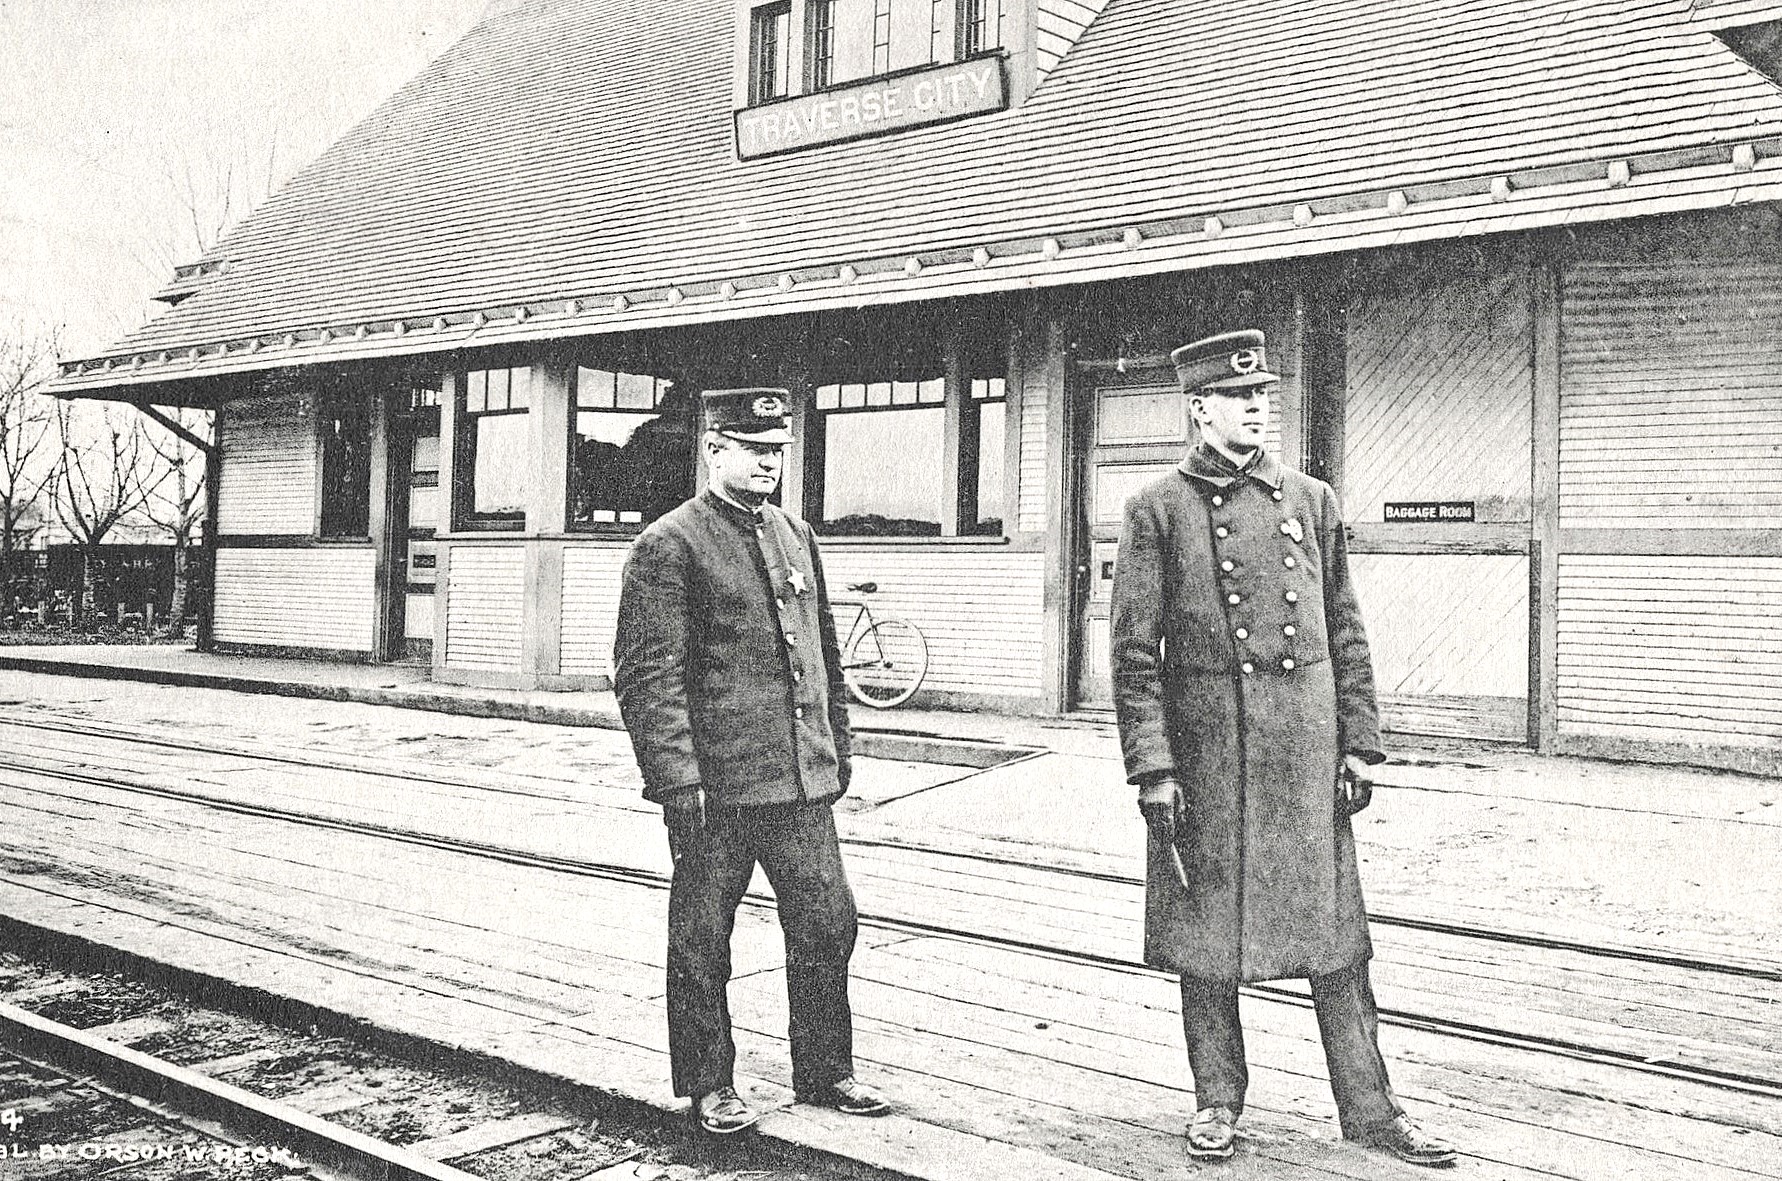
[{"xmin": 843, "ymin": 618, "xmax": 928, "ymax": 708}]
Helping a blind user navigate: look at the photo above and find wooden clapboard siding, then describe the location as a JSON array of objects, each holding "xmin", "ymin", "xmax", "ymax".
[
  {"xmin": 1034, "ymin": 0, "xmax": 1113, "ymax": 86},
  {"xmin": 443, "ymin": 544, "xmax": 526, "ymax": 671},
  {"xmin": 558, "ymin": 543, "xmax": 629, "ymax": 677},
  {"xmin": 1018, "ymin": 376, "xmax": 1049, "ymax": 533},
  {"xmin": 1556, "ymin": 554, "xmax": 1782, "ymax": 746},
  {"xmin": 822, "ymin": 547, "xmax": 1044, "ymax": 696},
  {"xmin": 216, "ymin": 393, "xmax": 316, "ymax": 536},
  {"xmin": 1344, "ymin": 264, "xmax": 1533, "ymax": 524},
  {"xmin": 1560, "ymin": 262, "xmax": 1782, "ymax": 530},
  {"xmin": 1350, "ymin": 554, "xmax": 1528, "ymax": 698},
  {"xmin": 213, "ymin": 548, "xmax": 374, "ymax": 651}
]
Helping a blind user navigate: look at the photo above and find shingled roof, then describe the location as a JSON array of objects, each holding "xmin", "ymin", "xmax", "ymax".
[{"xmin": 53, "ymin": 0, "xmax": 1782, "ymax": 396}]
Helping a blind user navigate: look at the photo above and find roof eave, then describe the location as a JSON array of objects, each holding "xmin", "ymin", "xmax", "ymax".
[{"xmin": 49, "ymin": 146, "xmax": 1782, "ymax": 402}]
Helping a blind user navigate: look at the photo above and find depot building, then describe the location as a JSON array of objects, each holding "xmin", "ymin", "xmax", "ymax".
[{"xmin": 49, "ymin": 0, "xmax": 1782, "ymax": 773}]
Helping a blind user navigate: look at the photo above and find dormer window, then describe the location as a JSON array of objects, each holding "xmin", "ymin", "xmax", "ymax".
[
  {"xmin": 751, "ymin": 2, "xmax": 792, "ymax": 104},
  {"xmin": 737, "ymin": 0, "xmax": 1013, "ymax": 157},
  {"xmin": 958, "ymin": 0, "xmax": 1002, "ymax": 57}
]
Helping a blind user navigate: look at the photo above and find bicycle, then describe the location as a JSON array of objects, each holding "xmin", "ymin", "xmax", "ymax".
[{"xmin": 830, "ymin": 581, "xmax": 929, "ymax": 709}]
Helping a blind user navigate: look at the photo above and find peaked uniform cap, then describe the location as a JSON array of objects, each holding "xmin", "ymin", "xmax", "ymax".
[
  {"xmin": 1171, "ymin": 330, "xmax": 1281, "ymax": 393},
  {"xmin": 703, "ymin": 387, "xmax": 795, "ymax": 443}
]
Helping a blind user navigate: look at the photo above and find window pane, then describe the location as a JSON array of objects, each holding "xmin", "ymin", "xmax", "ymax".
[
  {"xmin": 473, "ymin": 413, "xmax": 531, "ymax": 516},
  {"xmin": 840, "ymin": 383, "xmax": 866, "ymax": 409},
  {"xmin": 488, "ymin": 367, "xmax": 510, "ymax": 412},
  {"xmin": 974, "ymin": 398, "xmax": 1005, "ymax": 535},
  {"xmin": 821, "ymin": 406, "xmax": 944, "ymax": 535},
  {"xmin": 320, "ymin": 392, "xmax": 371, "ymax": 538},
  {"xmin": 466, "ymin": 369, "xmax": 487, "ymax": 413},
  {"xmin": 577, "ymin": 367, "xmax": 616, "ymax": 409},
  {"xmin": 867, "ymin": 381, "xmax": 893, "ymax": 407},
  {"xmin": 508, "ymin": 366, "xmax": 531, "ymax": 410},
  {"xmin": 569, "ymin": 389, "xmax": 695, "ymax": 528},
  {"xmin": 616, "ymin": 371, "xmax": 657, "ymax": 410},
  {"xmin": 919, "ymin": 377, "xmax": 945, "ymax": 403},
  {"xmin": 817, "ymin": 384, "xmax": 840, "ymax": 410}
]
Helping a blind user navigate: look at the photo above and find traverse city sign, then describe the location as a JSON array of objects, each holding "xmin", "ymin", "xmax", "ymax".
[{"xmin": 736, "ymin": 57, "xmax": 1008, "ymax": 160}]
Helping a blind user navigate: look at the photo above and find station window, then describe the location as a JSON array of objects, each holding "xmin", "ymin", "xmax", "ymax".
[
  {"xmin": 455, "ymin": 366, "xmax": 531, "ymax": 529},
  {"xmin": 319, "ymin": 383, "xmax": 371, "ymax": 539},
  {"xmin": 806, "ymin": 313, "xmax": 1009, "ymax": 538},
  {"xmin": 957, "ymin": 0, "xmax": 1002, "ymax": 57},
  {"xmin": 751, "ymin": 2, "xmax": 792, "ymax": 104},
  {"xmin": 782, "ymin": 0, "xmax": 1001, "ymax": 96},
  {"xmin": 569, "ymin": 367, "xmax": 694, "ymax": 530},
  {"xmin": 965, "ymin": 373, "xmax": 1006, "ymax": 535},
  {"xmin": 814, "ymin": 376, "xmax": 948, "ymax": 535}
]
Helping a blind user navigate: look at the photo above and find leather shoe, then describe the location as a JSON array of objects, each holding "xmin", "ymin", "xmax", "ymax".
[
  {"xmin": 1352, "ymin": 1114, "xmax": 1456, "ymax": 1167},
  {"xmin": 693, "ymin": 1087, "xmax": 760, "ymax": 1135},
  {"xmin": 795, "ymin": 1076, "xmax": 892, "ymax": 1116},
  {"xmin": 1186, "ymin": 1105, "xmax": 1236, "ymax": 1160}
]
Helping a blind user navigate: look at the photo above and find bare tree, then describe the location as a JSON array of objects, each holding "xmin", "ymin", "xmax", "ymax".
[
  {"xmin": 52, "ymin": 403, "xmax": 168, "ymax": 625},
  {"xmin": 137, "ymin": 407, "xmax": 213, "ymax": 628},
  {"xmin": 0, "ymin": 326, "xmax": 59, "ymax": 611}
]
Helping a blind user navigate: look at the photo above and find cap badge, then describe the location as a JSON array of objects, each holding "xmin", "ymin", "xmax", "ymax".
[
  {"xmin": 1229, "ymin": 348, "xmax": 1262, "ymax": 375},
  {"xmin": 751, "ymin": 394, "xmax": 786, "ymax": 419}
]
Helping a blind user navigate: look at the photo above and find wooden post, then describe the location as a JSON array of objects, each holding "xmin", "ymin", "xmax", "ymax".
[
  {"xmin": 195, "ymin": 404, "xmax": 224, "ymax": 652},
  {"xmin": 1039, "ymin": 306, "xmax": 1072, "ymax": 714},
  {"xmin": 432, "ymin": 371, "xmax": 460, "ymax": 674},
  {"xmin": 941, "ymin": 311, "xmax": 967, "ymax": 537},
  {"xmin": 1529, "ymin": 248, "xmax": 1562, "ymax": 750},
  {"xmin": 1300, "ymin": 260, "xmax": 1351, "ymax": 495},
  {"xmin": 524, "ymin": 359, "xmax": 572, "ymax": 682},
  {"xmin": 367, "ymin": 380, "xmax": 395, "ymax": 662}
]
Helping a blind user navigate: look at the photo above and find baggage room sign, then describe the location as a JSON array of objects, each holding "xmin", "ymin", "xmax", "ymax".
[
  {"xmin": 1384, "ymin": 502, "xmax": 1476, "ymax": 523},
  {"xmin": 736, "ymin": 58, "xmax": 1008, "ymax": 160}
]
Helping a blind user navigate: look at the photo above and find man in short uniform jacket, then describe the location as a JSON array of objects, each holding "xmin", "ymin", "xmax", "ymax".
[
  {"xmin": 1110, "ymin": 331, "xmax": 1455, "ymax": 1167},
  {"xmin": 613, "ymin": 388, "xmax": 892, "ymax": 1135}
]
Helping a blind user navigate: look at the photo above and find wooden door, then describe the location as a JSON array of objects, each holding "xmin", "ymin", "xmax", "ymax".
[{"xmin": 1072, "ymin": 364, "xmax": 1189, "ymax": 709}]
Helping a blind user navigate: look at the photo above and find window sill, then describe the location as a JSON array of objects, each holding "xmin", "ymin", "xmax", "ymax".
[{"xmin": 819, "ymin": 534, "xmax": 1010, "ymax": 547}]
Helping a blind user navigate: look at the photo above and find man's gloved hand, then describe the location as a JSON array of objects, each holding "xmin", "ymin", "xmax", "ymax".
[
  {"xmin": 1337, "ymin": 755, "xmax": 1374, "ymax": 818},
  {"xmin": 1138, "ymin": 777, "xmax": 1187, "ymax": 845},
  {"xmin": 662, "ymin": 784, "xmax": 707, "ymax": 841}
]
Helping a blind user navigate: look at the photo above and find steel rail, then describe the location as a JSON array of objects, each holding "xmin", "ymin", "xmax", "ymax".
[
  {"xmin": 0, "ymin": 1000, "xmax": 483, "ymax": 1181},
  {"xmin": 0, "ymin": 753, "xmax": 1779, "ymax": 1104},
  {"xmin": 0, "ymin": 709, "xmax": 1774, "ymax": 985}
]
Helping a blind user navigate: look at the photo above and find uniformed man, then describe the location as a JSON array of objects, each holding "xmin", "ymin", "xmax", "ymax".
[
  {"xmin": 613, "ymin": 388, "xmax": 892, "ymax": 1135},
  {"xmin": 1110, "ymin": 331, "xmax": 1455, "ymax": 1167}
]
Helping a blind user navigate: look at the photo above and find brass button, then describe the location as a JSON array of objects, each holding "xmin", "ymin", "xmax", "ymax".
[
  {"xmin": 791, "ymin": 669, "xmax": 802, "ymax": 682},
  {"xmin": 794, "ymin": 706, "xmax": 806, "ymax": 719},
  {"xmin": 1272, "ymin": 490, "xmax": 1283, "ymax": 502},
  {"xmin": 785, "ymin": 633, "xmax": 797, "ymax": 645},
  {"xmin": 1216, "ymin": 527, "xmax": 1229, "ymax": 538},
  {"xmin": 1221, "ymin": 560, "xmax": 1234, "ymax": 572},
  {"xmin": 1235, "ymin": 627, "xmax": 1249, "ymax": 640},
  {"xmin": 1227, "ymin": 593, "xmax": 1241, "ymax": 606},
  {"xmin": 1282, "ymin": 658, "xmax": 1295, "ymax": 671},
  {"xmin": 1284, "ymin": 556, "xmax": 1296, "ymax": 569},
  {"xmin": 1279, "ymin": 522, "xmax": 1292, "ymax": 535},
  {"xmin": 1212, "ymin": 495, "xmax": 1224, "ymax": 507},
  {"xmin": 1241, "ymin": 662, "xmax": 1254, "ymax": 674},
  {"xmin": 1286, "ymin": 591, "xmax": 1299, "ymax": 603},
  {"xmin": 1284, "ymin": 625, "xmax": 1296, "ymax": 636}
]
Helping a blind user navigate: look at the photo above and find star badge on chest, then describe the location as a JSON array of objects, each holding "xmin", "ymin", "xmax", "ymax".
[
  {"xmin": 785, "ymin": 568, "xmax": 808, "ymax": 597},
  {"xmin": 1283, "ymin": 518, "xmax": 1304, "ymax": 543}
]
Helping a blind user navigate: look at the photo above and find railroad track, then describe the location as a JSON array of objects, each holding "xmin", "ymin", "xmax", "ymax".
[
  {"xmin": 0, "ymin": 714, "xmax": 1775, "ymax": 1106},
  {"xmin": 0, "ymin": 954, "xmax": 821, "ymax": 1181},
  {"xmin": 0, "ymin": 707, "xmax": 1770, "ymax": 984}
]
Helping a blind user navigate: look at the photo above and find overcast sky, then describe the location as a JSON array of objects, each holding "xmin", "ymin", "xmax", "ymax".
[{"xmin": 1, "ymin": 0, "xmax": 491, "ymax": 358}]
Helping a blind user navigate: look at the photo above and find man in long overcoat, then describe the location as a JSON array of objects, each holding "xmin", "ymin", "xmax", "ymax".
[
  {"xmin": 1111, "ymin": 331, "xmax": 1454, "ymax": 1167},
  {"xmin": 613, "ymin": 388, "xmax": 892, "ymax": 1135}
]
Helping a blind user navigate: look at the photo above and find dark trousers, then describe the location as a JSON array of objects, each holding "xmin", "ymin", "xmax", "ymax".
[
  {"xmin": 1181, "ymin": 963, "xmax": 1404, "ymax": 1136},
  {"xmin": 665, "ymin": 800, "xmax": 858, "ymax": 1098}
]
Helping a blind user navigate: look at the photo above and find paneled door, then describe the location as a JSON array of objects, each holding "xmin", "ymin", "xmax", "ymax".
[{"xmin": 1072, "ymin": 364, "xmax": 1190, "ymax": 709}]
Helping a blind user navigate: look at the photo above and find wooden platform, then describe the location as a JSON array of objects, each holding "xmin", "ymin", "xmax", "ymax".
[{"xmin": 0, "ymin": 716, "xmax": 1777, "ymax": 1181}]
